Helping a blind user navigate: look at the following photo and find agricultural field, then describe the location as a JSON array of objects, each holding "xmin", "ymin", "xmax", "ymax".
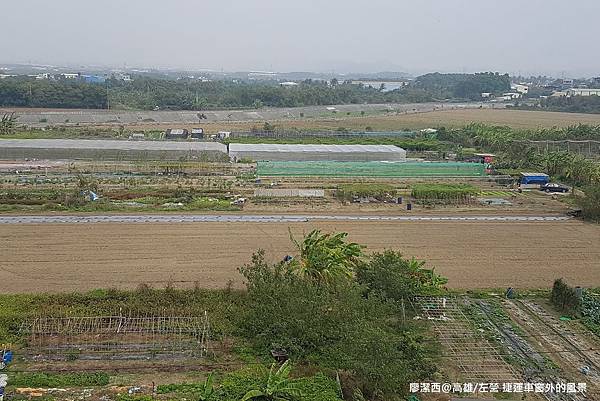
[
  {"xmin": 1, "ymin": 228, "xmax": 600, "ymax": 401},
  {"xmin": 7, "ymin": 106, "xmax": 600, "ymax": 133},
  {"xmin": 1, "ymin": 109, "xmax": 600, "ymax": 401},
  {"xmin": 2, "ymin": 219, "xmax": 600, "ymax": 293}
]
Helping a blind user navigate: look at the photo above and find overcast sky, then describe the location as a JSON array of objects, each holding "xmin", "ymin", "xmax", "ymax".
[{"xmin": 1, "ymin": 0, "xmax": 598, "ymax": 77}]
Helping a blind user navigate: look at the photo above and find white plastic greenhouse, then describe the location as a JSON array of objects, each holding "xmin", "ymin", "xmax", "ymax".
[{"xmin": 228, "ymin": 143, "xmax": 406, "ymax": 162}]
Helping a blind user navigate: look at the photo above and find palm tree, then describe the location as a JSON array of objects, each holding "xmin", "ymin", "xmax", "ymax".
[
  {"xmin": 241, "ymin": 360, "xmax": 302, "ymax": 401},
  {"xmin": 289, "ymin": 229, "xmax": 362, "ymax": 285}
]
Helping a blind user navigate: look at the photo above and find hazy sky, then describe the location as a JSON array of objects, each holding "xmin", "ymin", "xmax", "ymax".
[{"xmin": 2, "ymin": 0, "xmax": 599, "ymax": 76}]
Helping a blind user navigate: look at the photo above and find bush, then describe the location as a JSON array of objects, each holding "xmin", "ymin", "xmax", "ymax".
[
  {"xmin": 236, "ymin": 250, "xmax": 438, "ymax": 400},
  {"xmin": 577, "ymin": 185, "xmax": 600, "ymax": 222},
  {"xmin": 581, "ymin": 292, "xmax": 600, "ymax": 337},
  {"xmin": 356, "ymin": 250, "xmax": 447, "ymax": 302},
  {"xmin": 550, "ymin": 279, "xmax": 581, "ymax": 315},
  {"xmin": 411, "ymin": 183, "xmax": 479, "ymax": 204}
]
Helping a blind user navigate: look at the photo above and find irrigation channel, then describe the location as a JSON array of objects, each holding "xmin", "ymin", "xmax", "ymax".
[{"xmin": 0, "ymin": 214, "xmax": 571, "ymax": 224}]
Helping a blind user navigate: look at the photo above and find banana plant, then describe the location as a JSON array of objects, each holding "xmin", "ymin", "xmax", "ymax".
[
  {"xmin": 289, "ymin": 229, "xmax": 363, "ymax": 285},
  {"xmin": 241, "ymin": 360, "xmax": 302, "ymax": 401}
]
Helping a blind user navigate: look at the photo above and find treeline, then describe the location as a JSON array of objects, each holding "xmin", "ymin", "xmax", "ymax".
[
  {"xmin": 439, "ymin": 124, "xmax": 600, "ymax": 186},
  {"xmin": 0, "ymin": 76, "xmax": 431, "ymax": 110},
  {"xmin": 413, "ymin": 72, "xmax": 510, "ymax": 100},
  {"xmin": 109, "ymin": 78, "xmax": 436, "ymax": 109},
  {"xmin": 440, "ymin": 123, "xmax": 600, "ymax": 220},
  {"xmin": 0, "ymin": 77, "xmax": 107, "ymax": 108},
  {"xmin": 538, "ymin": 95, "xmax": 600, "ymax": 114},
  {"xmin": 438, "ymin": 123, "xmax": 600, "ymax": 149},
  {"xmin": 0, "ymin": 72, "xmax": 511, "ymax": 110}
]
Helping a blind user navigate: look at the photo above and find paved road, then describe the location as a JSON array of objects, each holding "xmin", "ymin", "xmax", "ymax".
[{"xmin": 0, "ymin": 214, "xmax": 570, "ymax": 224}]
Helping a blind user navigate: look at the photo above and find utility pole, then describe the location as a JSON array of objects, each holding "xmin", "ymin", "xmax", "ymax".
[
  {"xmin": 401, "ymin": 298, "xmax": 406, "ymax": 325},
  {"xmin": 106, "ymin": 80, "xmax": 110, "ymax": 110}
]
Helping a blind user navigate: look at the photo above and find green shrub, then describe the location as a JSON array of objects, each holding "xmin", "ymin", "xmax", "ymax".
[
  {"xmin": 577, "ymin": 185, "xmax": 600, "ymax": 222},
  {"xmin": 411, "ymin": 183, "xmax": 479, "ymax": 203},
  {"xmin": 550, "ymin": 279, "xmax": 581, "ymax": 315},
  {"xmin": 116, "ymin": 395, "xmax": 154, "ymax": 401},
  {"xmin": 10, "ymin": 372, "xmax": 110, "ymax": 387},
  {"xmin": 236, "ymin": 250, "xmax": 438, "ymax": 400},
  {"xmin": 214, "ymin": 367, "xmax": 341, "ymax": 401},
  {"xmin": 337, "ymin": 183, "xmax": 396, "ymax": 201},
  {"xmin": 582, "ymin": 292, "xmax": 600, "ymax": 337},
  {"xmin": 356, "ymin": 250, "xmax": 447, "ymax": 302}
]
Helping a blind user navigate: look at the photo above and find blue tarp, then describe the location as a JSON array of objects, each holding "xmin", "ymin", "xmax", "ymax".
[{"xmin": 521, "ymin": 173, "xmax": 549, "ymax": 185}]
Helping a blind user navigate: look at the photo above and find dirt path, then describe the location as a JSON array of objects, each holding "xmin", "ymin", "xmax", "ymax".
[{"xmin": 1, "ymin": 220, "xmax": 599, "ymax": 293}]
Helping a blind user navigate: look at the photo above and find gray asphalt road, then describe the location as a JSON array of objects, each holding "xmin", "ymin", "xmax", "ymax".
[{"xmin": 0, "ymin": 214, "xmax": 570, "ymax": 224}]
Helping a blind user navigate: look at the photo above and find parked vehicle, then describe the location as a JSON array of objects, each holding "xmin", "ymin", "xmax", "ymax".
[{"xmin": 540, "ymin": 183, "xmax": 569, "ymax": 193}]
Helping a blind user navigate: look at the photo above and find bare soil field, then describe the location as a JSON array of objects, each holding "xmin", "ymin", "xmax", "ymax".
[
  {"xmin": 1, "ymin": 220, "xmax": 599, "ymax": 293},
  {"xmin": 68, "ymin": 109, "xmax": 600, "ymax": 133},
  {"xmin": 89, "ymin": 109, "xmax": 600, "ymax": 132},
  {"xmin": 233, "ymin": 109, "xmax": 600, "ymax": 131},
  {"xmin": 6, "ymin": 106, "xmax": 600, "ymax": 132}
]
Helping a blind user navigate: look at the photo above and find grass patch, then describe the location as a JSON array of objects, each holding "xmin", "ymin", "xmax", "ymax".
[
  {"xmin": 337, "ymin": 183, "xmax": 396, "ymax": 200},
  {"xmin": 411, "ymin": 183, "xmax": 479, "ymax": 202},
  {"xmin": 9, "ymin": 372, "xmax": 110, "ymax": 387}
]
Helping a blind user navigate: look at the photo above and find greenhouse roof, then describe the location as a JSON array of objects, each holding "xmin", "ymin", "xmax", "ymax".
[
  {"xmin": 229, "ymin": 144, "xmax": 405, "ymax": 153},
  {"xmin": 0, "ymin": 139, "xmax": 227, "ymax": 152}
]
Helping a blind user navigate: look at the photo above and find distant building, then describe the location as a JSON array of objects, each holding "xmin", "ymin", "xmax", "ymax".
[
  {"xmin": 481, "ymin": 92, "xmax": 493, "ymax": 98},
  {"xmin": 550, "ymin": 91, "xmax": 567, "ymax": 97},
  {"xmin": 61, "ymin": 73, "xmax": 80, "ymax": 79},
  {"xmin": 565, "ymin": 88, "xmax": 600, "ymax": 97},
  {"xmin": 112, "ymin": 72, "xmax": 132, "ymax": 82},
  {"xmin": 190, "ymin": 128, "xmax": 204, "ymax": 139},
  {"xmin": 217, "ymin": 131, "xmax": 231, "ymax": 140},
  {"xmin": 279, "ymin": 81, "xmax": 299, "ymax": 87},
  {"xmin": 502, "ymin": 92, "xmax": 521, "ymax": 99},
  {"xmin": 129, "ymin": 133, "xmax": 145, "ymax": 141},
  {"xmin": 351, "ymin": 80, "xmax": 409, "ymax": 92},
  {"xmin": 164, "ymin": 129, "xmax": 189, "ymax": 140},
  {"xmin": 561, "ymin": 78, "xmax": 574, "ymax": 87},
  {"xmin": 248, "ymin": 71, "xmax": 278, "ymax": 80},
  {"xmin": 511, "ymin": 84, "xmax": 529, "ymax": 94},
  {"xmin": 474, "ymin": 153, "xmax": 495, "ymax": 164},
  {"xmin": 81, "ymin": 75, "xmax": 106, "ymax": 84},
  {"xmin": 35, "ymin": 73, "xmax": 52, "ymax": 80}
]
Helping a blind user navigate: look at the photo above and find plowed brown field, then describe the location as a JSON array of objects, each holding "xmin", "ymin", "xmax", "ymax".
[{"xmin": 1, "ymin": 220, "xmax": 599, "ymax": 293}]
